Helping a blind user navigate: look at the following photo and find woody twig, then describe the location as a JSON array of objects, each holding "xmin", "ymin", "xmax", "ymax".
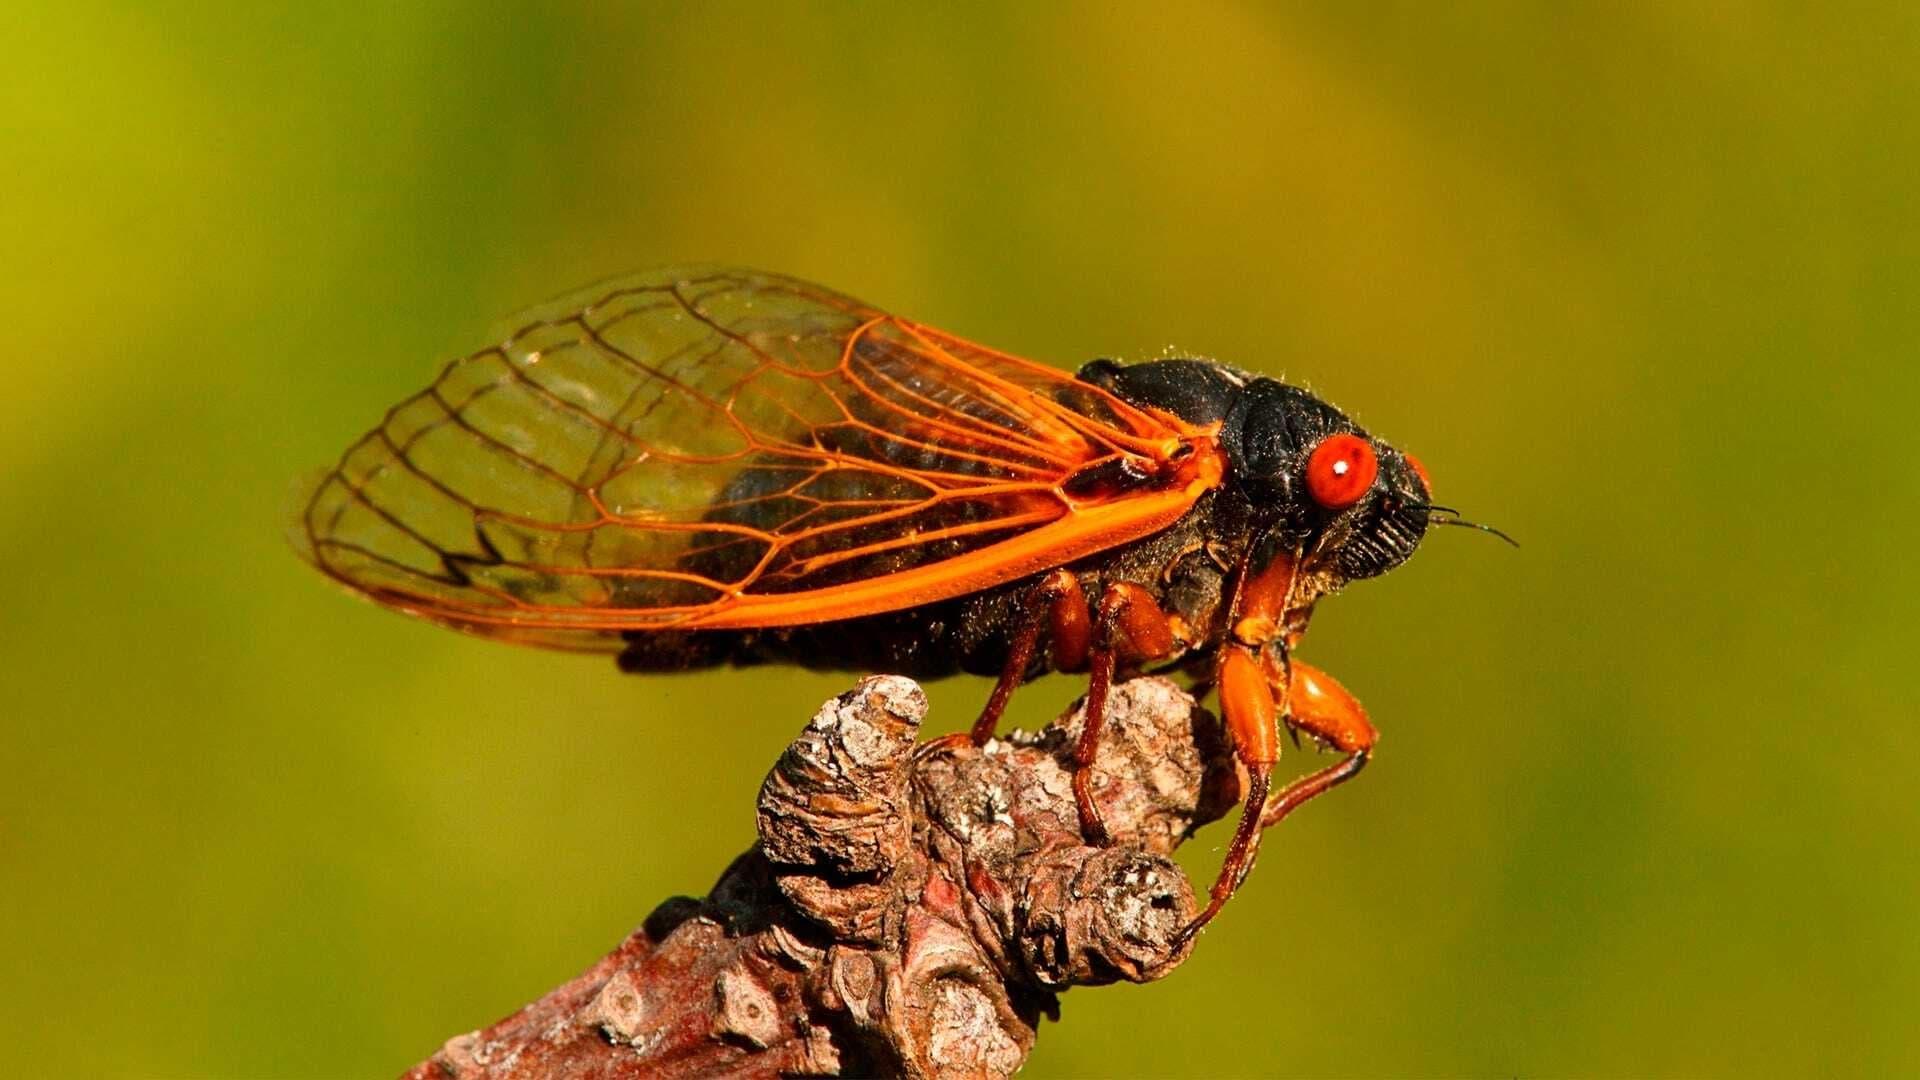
[{"xmin": 405, "ymin": 674, "xmax": 1240, "ymax": 1079}]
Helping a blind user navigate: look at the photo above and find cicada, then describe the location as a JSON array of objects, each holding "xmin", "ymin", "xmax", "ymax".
[{"xmin": 298, "ymin": 267, "xmax": 1504, "ymax": 935}]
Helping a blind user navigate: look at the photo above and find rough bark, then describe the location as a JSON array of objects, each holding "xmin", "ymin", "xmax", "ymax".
[{"xmin": 405, "ymin": 675, "xmax": 1241, "ymax": 1079}]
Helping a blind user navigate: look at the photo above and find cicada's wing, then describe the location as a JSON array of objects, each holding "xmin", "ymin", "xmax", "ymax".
[{"xmin": 298, "ymin": 267, "xmax": 1219, "ymax": 649}]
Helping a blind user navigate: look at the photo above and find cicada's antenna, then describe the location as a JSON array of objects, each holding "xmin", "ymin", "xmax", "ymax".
[{"xmin": 1424, "ymin": 505, "xmax": 1519, "ymax": 548}]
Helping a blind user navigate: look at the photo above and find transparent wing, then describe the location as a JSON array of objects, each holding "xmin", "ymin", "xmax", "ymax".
[{"xmin": 298, "ymin": 267, "xmax": 1215, "ymax": 650}]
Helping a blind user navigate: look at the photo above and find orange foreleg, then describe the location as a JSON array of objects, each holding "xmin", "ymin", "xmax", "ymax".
[
  {"xmin": 1260, "ymin": 659, "xmax": 1375, "ymax": 829},
  {"xmin": 1180, "ymin": 643, "xmax": 1280, "ymax": 939},
  {"xmin": 1179, "ymin": 547, "xmax": 1383, "ymax": 940}
]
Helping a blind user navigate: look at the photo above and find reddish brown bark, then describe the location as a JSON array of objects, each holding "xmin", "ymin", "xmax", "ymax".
[{"xmin": 405, "ymin": 675, "xmax": 1239, "ymax": 1079}]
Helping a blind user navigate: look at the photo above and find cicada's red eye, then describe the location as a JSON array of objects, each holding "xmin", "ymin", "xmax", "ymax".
[
  {"xmin": 1305, "ymin": 434, "xmax": 1378, "ymax": 509},
  {"xmin": 1406, "ymin": 453, "xmax": 1431, "ymax": 497}
]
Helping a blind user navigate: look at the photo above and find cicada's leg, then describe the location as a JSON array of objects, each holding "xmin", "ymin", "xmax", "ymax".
[
  {"xmin": 1259, "ymin": 659, "xmax": 1375, "ymax": 829},
  {"xmin": 1070, "ymin": 582, "xmax": 1181, "ymax": 846},
  {"xmin": 1178, "ymin": 653, "xmax": 1378, "ymax": 942},
  {"xmin": 1176, "ymin": 643, "xmax": 1278, "ymax": 942},
  {"xmin": 920, "ymin": 570, "xmax": 1090, "ymax": 763},
  {"xmin": 962, "ymin": 568, "xmax": 1089, "ymax": 744}
]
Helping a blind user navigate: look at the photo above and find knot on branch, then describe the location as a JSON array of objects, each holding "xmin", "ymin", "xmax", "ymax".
[{"xmin": 408, "ymin": 675, "xmax": 1238, "ymax": 1080}]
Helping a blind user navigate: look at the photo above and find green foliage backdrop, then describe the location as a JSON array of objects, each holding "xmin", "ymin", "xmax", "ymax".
[{"xmin": 4, "ymin": 5, "xmax": 1915, "ymax": 1076}]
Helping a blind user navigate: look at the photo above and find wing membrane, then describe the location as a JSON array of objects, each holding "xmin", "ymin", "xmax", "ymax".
[{"xmin": 299, "ymin": 267, "xmax": 1218, "ymax": 649}]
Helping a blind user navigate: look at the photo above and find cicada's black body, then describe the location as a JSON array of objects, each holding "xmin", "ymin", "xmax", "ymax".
[{"xmin": 618, "ymin": 357, "xmax": 1431, "ymax": 682}]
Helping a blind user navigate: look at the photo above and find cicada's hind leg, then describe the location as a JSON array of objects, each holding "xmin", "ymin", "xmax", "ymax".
[
  {"xmin": 968, "ymin": 569, "xmax": 1090, "ymax": 744},
  {"xmin": 918, "ymin": 570, "xmax": 1089, "ymax": 761},
  {"xmin": 1069, "ymin": 583, "xmax": 1182, "ymax": 846}
]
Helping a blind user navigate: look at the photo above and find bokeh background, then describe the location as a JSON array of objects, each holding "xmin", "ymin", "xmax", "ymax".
[{"xmin": 5, "ymin": 4, "xmax": 1916, "ymax": 1076}]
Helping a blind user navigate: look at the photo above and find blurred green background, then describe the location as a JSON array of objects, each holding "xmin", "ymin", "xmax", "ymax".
[{"xmin": 4, "ymin": 4, "xmax": 1916, "ymax": 1076}]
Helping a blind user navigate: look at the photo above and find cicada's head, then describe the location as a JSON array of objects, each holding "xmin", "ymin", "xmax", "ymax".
[
  {"xmin": 1219, "ymin": 379, "xmax": 1433, "ymax": 584},
  {"xmin": 1074, "ymin": 358, "xmax": 1509, "ymax": 589}
]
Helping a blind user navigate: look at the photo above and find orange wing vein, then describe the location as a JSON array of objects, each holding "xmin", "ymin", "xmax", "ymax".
[{"xmin": 298, "ymin": 267, "xmax": 1223, "ymax": 650}]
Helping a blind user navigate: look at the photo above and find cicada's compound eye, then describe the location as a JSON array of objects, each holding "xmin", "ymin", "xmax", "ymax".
[
  {"xmin": 1405, "ymin": 453, "xmax": 1431, "ymax": 499},
  {"xmin": 1305, "ymin": 434, "xmax": 1378, "ymax": 510}
]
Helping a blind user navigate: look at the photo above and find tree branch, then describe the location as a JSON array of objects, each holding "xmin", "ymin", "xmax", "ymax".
[{"xmin": 405, "ymin": 675, "xmax": 1241, "ymax": 1079}]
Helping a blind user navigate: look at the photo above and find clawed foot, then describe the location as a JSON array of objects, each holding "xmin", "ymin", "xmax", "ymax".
[{"xmin": 1071, "ymin": 766, "xmax": 1113, "ymax": 846}]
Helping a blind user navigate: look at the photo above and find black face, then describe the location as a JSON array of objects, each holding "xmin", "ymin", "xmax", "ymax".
[
  {"xmin": 1314, "ymin": 446, "xmax": 1431, "ymax": 581},
  {"xmin": 1079, "ymin": 358, "xmax": 1430, "ymax": 584}
]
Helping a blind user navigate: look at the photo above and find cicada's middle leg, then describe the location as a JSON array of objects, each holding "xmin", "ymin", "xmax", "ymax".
[
  {"xmin": 1066, "ymin": 582, "xmax": 1181, "ymax": 844},
  {"xmin": 937, "ymin": 572, "xmax": 1183, "ymax": 847}
]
